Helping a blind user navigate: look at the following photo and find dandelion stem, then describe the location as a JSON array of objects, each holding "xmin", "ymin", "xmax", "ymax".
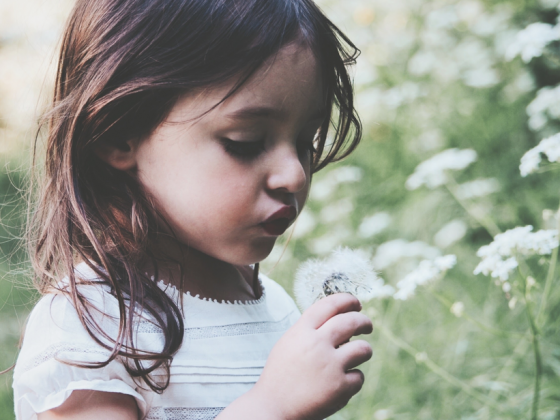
[
  {"xmin": 444, "ymin": 177, "xmax": 501, "ymax": 237},
  {"xmin": 430, "ymin": 291, "xmax": 523, "ymax": 338},
  {"xmin": 536, "ymin": 197, "xmax": 560, "ymax": 328},
  {"xmin": 374, "ymin": 321, "xmax": 503, "ymax": 412}
]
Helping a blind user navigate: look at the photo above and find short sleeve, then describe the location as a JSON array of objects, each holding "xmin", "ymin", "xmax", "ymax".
[{"xmin": 13, "ymin": 286, "xmax": 152, "ymax": 420}]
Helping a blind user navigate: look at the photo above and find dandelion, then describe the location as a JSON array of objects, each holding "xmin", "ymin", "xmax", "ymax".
[
  {"xmin": 393, "ymin": 255, "xmax": 457, "ymax": 300},
  {"xmin": 455, "ymin": 178, "xmax": 501, "ymax": 200},
  {"xmin": 406, "ymin": 148, "xmax": 478, "ymax": 190},
  {"xmin": 505, "ymin": 22, "xmax": 560, "ymax": 63},
  {"xmin": 520, "ymin": 133, "xmax": 560, "ymax": 176},
  {"xmin": 474, "ymin": 226, "xmax": 559, "ymax": 284},
  {"xmin": 293, "ymin": 247, "xmax": 394, "ymax": 311}
]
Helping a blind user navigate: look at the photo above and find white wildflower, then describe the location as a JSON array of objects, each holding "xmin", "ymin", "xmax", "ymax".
[
  {"xmin": 520, "ymin": 133, "xmax": 560, "ymax": 176},
  {"xmin": 358, "ymin": 212, "xmax": 391, "ymax": 238},
  {"xmin": 373, "ymin": 239, "xmax": 441, "ymax": 270},
  {"xmin": 505, "ymin": 22, "xmax": 560, "ymax": 63},
  {"xmin": 502, "ymin": 282, "xmax": 512, "ymax": 293},
  {"xmin": 406, "ymin": 148, "xmax": 478, "ymax": 190},
  {"xmin": 310, "ymin": 166, "xmax": 363, "ymax": 201},
  {"xmin": 474, "ymin": 226, "xmax": 559, "ymax": 284},
  {"xmin": 434, "ymin": 220, "xmax": 468, "ymax": 248},
  {"xmin": 508, "ymin": 297, "xmax": 518, "ymax": 309},
  {"xmin": 455, "ymin": 178, "xmax": 501, "ymax": 200},
  {"xmin": 293, "ymin": 247, "xmax": 394, "ymax": 311},
  {"xmin": 393, "ymin": 255, "xmax": 457, "ymax": 300},
  {"xmin": 450, "ymin": 301, "xmax": 465, "ymax": 317},
  {"xmin": 373, "ymin": 409, "xmax": 392, "ymax": 420},
  {"xmin": 292, "ymin": 209, "xmax": 316, "ymax": 238},
  {"xmin": 320, "ymin": 198, "xmax": 354, "ymax": 223},
  {"xmin": 526, "ymin": 85, "xmax": 560, "ymax": 131}
]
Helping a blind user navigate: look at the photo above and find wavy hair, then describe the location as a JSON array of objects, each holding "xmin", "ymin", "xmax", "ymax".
[{"xmin": 28, "ymin": 0, "xmax": 362, "ymax": 392}]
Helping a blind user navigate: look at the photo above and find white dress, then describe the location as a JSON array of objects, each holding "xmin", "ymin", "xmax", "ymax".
[{"xmin": 12, "ymin": 262, "xmax": 301, "ymax": 420}]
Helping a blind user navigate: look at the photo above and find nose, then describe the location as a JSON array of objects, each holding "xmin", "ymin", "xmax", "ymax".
[{"xmin": 265, "ymin": 144, "xmax": 308, "ymax": 194}]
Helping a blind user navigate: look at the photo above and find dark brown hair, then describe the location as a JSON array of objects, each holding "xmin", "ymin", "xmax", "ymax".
[{"xmin": 28, "ymin": 0, "xmax": 362, "ymax": 392}]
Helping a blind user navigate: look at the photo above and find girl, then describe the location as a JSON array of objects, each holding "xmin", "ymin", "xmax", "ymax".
[{"xmin": 12, "ymin": 0, "xmax": 373, "ymax": 419}]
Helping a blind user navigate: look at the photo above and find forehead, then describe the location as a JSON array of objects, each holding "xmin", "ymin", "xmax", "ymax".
[{"xmin": 168, "ymin": 43, "xmax": 325, "ymax": 123}]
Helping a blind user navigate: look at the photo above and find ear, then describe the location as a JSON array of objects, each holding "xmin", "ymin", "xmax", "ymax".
[{"xmin": 94, "ymin": 139, "xmax": 138, "ymax": 171}]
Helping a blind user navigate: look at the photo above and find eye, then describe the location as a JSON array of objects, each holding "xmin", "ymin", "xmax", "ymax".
[{"xmin": 221, "ymin": 138, "xmax": 266, "ymax": 160}]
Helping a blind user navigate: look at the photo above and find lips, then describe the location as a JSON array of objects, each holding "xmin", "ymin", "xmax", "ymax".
[{"xmin": 261, "ymin": 206, "xmax": 297, "ymax": 236}]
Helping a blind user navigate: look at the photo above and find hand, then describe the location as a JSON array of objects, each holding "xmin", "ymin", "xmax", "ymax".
[{"xmin": 251, "ymin": 293, "xmax": 373, "ymax": 420}]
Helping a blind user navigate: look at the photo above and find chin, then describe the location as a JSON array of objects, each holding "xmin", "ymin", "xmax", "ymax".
[{"xmin": 241, "ymin": 237, "xmax": 277, "ymax": 265}]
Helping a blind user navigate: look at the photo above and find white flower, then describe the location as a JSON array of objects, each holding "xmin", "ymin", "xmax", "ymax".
[
  {"xmin": 450, "ymin": 301, "xmax": 465, "ymax": 317},
  {"xmin": 474, "ymin": 226, "xmax": 559, "ymax": 283},
  {"xmin": 293, "ymin": 247, "xmax": 394, "ymax": 310},
  {"xmin": 520, "ymin": 133, "xmax": 560, "ymax": 176},
  {"xmin": 393, "ymin": 255, "xmax": 457, "ymax": 300},
  {"xmin": 373, "ymin": 239, "xmax": 441, "ymax": 270},
  {"xmin": 310, "ymin": 166, "xmax": 363, "ymax": 201},
  {"xmin": 358, "ymin": 212, "xmax": 391, "ymax": 238},
  {"xmin": 505, "ymin": 22, "xmax": 560, "ymax": 63},
  {"xmin": 526, "ymin": 85, "xmax": 560, "ymax": 131},
  {"xmin": 406, "ymin": 148, "xmax": 478, "ymax": 190},
  {"xmin": 455, "ymin": 178, "xmax": 501, "ymax": 200},
  {"xmin": 434, "ymin": 220, "xmax": 468, "ymax": 248}
]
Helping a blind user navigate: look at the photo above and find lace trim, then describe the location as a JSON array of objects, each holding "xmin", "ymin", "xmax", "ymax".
[
  {"xmin": 137, "ymin": 311, "xmax": 294, "ymax": 337},
  {"xmin": 146, "ymin": 406, "xmax": 225, "ymax": 420},
  {"xmin": 18, "ymin": 342, "xmax": 111, "ymax": 375},
  {"xmin": 154, "ymin": 275, "xmax": 266, "ymax": 306}
]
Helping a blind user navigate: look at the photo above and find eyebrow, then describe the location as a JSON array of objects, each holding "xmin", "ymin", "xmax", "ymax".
[{"xmin": 225, "ymin": 106, "xmax": 327, "ymax": 122}]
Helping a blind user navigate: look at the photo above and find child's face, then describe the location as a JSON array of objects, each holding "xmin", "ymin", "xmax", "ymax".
[{"xmin": 133, "ymin": 43, "xmax": 324, "ymax": 265}]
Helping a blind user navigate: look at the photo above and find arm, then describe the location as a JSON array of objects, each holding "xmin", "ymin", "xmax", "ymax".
[
  {"xmin": 215, "ymin": 293, "xmax": 373, "ymax": 420},
  {"xmin": 37, "ymin": 390, "xmax": 139, "ymax": 420}
]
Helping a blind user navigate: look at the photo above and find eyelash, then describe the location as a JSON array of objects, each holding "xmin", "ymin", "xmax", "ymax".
[{"xmin": 221, "ymin": 138, "xmax": 317, "ymax": 160}]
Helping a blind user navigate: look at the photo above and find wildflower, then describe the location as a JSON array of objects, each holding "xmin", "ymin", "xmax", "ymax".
[
  {"xmin": 406, "ymin": 148, "xmax": 478, "ymax": 190},
  {"xmin": 450, "ymin": 301, "xmax": 465, "ymax": 317},
  {"xmin": 474, "ymin": 226, "xmax": 559, "ymax": 284},
  {"xmin": 520, "ymin": 133, "xmax": 560, "ymax": 176},
  {"xmin": 526, "ymin": 85, "xmax": 560, "ymax": 131},
  {"xmin": 455, "ymin": 178, "xmax": 500, "ymax": 200},
  {"xmin": 373, "ymin": 239, "xmax": 441, "ymax": 270},
  {"xmin": 293, "ymin": 247, "xmax": 394, "ymax": 310},
  {"xmin": 505, "ymin": 22, "xmax": 560, "ymax": 63},
  {"xmin": 310, "ymin": 166, "xmax": 363, "ymax": 201},
  {"xmin": 434, "ymin": 219, "xmax": 468, "ymax": 248},
  {"xmin": 358, "ymin": 212, "xmax": 391, "ymax": 238},
  {"xmin": 393, "ymin": 255, "xmax": 457, "ymax": 300}
]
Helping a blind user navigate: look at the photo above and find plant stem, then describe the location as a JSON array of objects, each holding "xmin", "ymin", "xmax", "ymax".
[
  {"xmin": 536, "ymin": 197, "xmax": 560, "ymax": 328},
  {"xmin": 374, "ymin": 321, "xmax": 503, "ymax": 412},
  {"xmin": 444, "ymin": 177, "xmax": 501, "ymax": 237},
  {"xmin": 430, "ymin": 291, "xmax": 524, "ymax": 338},
  {"xmin": 524, "ymin": 277, "xmax": 542, "ymax": 420}
]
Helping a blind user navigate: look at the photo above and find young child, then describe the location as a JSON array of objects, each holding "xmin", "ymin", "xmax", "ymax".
[{"xmin": 12, "ymin": 0, "xmax": 373, "ymax": 419}]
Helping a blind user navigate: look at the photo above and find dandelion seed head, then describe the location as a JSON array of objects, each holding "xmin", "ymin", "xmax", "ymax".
[
  {"xmin": 293, "ymin": 247, "xmax": 392, "ymax": 311},
  {"xmin": 406, "ymin": 148, "xmax": 478, "ymax": 190}
]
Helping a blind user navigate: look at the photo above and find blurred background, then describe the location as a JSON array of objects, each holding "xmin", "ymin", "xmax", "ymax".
[{"xmin": 2, "ymin": 0, "xmax": 560, "ymax": 419}]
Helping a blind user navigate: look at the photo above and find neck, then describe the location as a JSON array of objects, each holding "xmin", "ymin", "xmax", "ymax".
[{"xmin": 144, "ymin": 233, "xmax": 261, "ymax": 302}]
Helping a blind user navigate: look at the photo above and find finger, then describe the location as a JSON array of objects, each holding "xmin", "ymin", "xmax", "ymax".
[
  {"xmin": 318, "ymin": 311, "xmax": 373, "ymax": 346},
  {"xmin": 344, "ymin": 369, "xmax": 365, "ymax": 397},
  {"xmin": 337, "ymin": 339, "xmax": 373, "ymax": 371},
  {"xmin": 299, "ymin": 293, "xmax": 362, "ymax": 329}
]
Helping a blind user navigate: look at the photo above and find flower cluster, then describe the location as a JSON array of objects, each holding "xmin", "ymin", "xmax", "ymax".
[
  {"xmin": 293, "ymin": 247, "xmax": 394, "ymax": 310},
  {"xmin": 406, "ymin": 148, "xmax": 478, "ymax": 190},
  {"xmin": 393, "ymin": 255, "xmax": 457, "ymax": 301},
  {"xmin": 526, "ymin": 84, "xmax": 560, "ymax": 131},
  {"xmin": 505, "ymin": 22, "xmax": 560, "ymax": 63},
  {"xmin": 519, "ymin": 133, "xmax": 560, "ymax": 176},
  {"xmin": 454, "ymin": 178, "xmax": 501, "ymax": 200},
  {"xmin": 474, "ymin": 226, "xmax": 559, "ymax": 284}
]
